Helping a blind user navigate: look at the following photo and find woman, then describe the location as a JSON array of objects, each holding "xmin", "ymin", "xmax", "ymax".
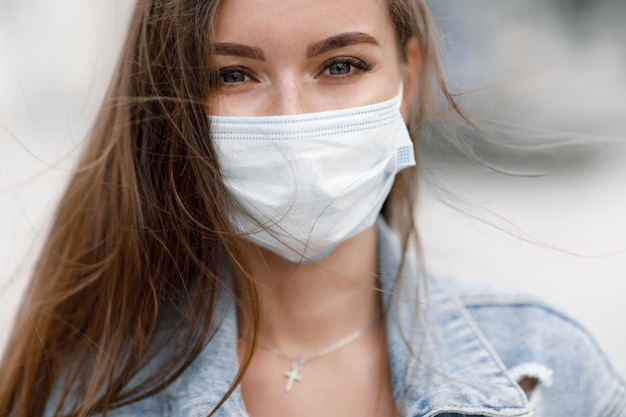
[{"xmin": 1, "ymin": 0, "xmax": 624, "ymax": 416}]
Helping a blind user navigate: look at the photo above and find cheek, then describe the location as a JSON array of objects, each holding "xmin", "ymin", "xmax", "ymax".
[
  {"xmin": 309, "ymin": 77, "xmax": 400, "ymax": 111},
  {"xmin": 208, "ymin": 93, "xmax": 252, "ymax": 117},
  {"xmin": 208, "ymin": 90, "xmax": 270, "ymax": 117}
]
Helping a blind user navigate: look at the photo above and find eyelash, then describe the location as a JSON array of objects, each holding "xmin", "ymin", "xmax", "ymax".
[
  {"xmin": 318, "ymin": 58, "xmax": 373, "ymax": 78},
  {"xmin": 217, "ymin": 57, "xmax": 374, "ymax": 85},
  {"xmin": 218, "ymin": 67, "xmax": 257, "ymax": 85}
]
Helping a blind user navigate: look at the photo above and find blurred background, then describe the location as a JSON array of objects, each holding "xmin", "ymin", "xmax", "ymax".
[{"xmin": 1, "ymin": 0, "xmax": 625, "ymax": 374}]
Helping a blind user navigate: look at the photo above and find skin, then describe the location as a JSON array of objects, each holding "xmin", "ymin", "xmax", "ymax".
[{"xmin": 211, "ymin": 0, "xmax": 419, "ymax": 415}]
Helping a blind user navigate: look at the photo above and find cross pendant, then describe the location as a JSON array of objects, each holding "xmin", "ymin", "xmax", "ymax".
[{"xmin": 283, "ymin": 358, "xmax": 304, "ymax": 392}]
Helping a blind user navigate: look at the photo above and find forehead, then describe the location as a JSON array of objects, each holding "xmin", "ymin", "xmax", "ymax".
[{"xmin": 215, "ymin": 0, "xmax": 394, "ymax": 47}]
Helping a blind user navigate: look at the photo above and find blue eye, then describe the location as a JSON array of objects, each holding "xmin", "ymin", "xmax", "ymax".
[
  {"xmin": 219, "ymin": 69, "xmax": 251, "ymax": 84},
  {"xmin": 320, "ymin": 59, "xmax": 373, "ymax": 77},
  {"xmin": 325, "ymin": 62, "xmax": 353, "ymax": 76}
]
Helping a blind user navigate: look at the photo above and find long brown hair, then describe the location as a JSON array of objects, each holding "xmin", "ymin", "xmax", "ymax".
[{"xmin": 0, "ymin": 1, "xmax": 457, "ymax": 416}]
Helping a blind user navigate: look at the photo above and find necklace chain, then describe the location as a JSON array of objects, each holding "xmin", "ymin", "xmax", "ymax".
[{"xmin": 257, "ymin": 314, "xmax": 381, "ymax": 392}]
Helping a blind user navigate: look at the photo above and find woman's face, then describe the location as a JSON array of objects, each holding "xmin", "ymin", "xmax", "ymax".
[{"xmin": 210, "ymin": 0, "xmax": 418, "ymax": 117}]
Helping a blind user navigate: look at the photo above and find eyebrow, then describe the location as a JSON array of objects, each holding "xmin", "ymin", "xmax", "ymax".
[
  {"xmin": 212, "ymin": 32, "xmax": 379, "ymax": 62},
  {"xmin": 214, "ymin": 43, "xmax": 265, "ymax": 61},
  {"xmin": 306, "ymin": 32, "xmax": 380, "ymax": 58}
]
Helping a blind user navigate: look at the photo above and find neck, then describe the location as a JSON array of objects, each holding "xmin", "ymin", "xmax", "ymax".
[{"xmin": 243, "ymin": 225, "xmax": 380, "ymax": 357}]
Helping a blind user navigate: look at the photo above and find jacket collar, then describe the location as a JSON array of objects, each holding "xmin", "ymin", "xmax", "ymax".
[
  {"xmin": 377, "ymin": 218, "xmax": 529, "ymax": 417},
  {"xmin": 166, "ymin": 218, "xmax": 530, "ymax": 417}
]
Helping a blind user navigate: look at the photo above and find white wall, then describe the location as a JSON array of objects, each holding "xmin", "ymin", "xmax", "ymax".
[
  {"xmin": 0, "ymin": 0, "xmax": 135, "ymax": 353},
  {"xmin": 421, "ymin": 0, "xmax": 626, "ymax": 374}
]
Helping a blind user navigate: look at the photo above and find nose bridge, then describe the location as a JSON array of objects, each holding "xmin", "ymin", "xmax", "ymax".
[{"xmin": 271, "ymin": 77, "xmax": 307, "ymax": 116}]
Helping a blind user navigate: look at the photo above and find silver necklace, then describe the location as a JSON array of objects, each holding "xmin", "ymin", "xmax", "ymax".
[{"xmin": 258, "ymin": 315, "xmax": 381, "ymax": 392}]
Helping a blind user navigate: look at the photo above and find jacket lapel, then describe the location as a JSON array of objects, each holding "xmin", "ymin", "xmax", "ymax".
[{"xmin": 377, "ymin": 217, "xmax": 530, "ymax": 417}]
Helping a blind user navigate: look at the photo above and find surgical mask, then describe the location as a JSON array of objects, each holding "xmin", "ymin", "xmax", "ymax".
[{"xmin": 210, "ymin": 90, "xmax": 415, "ymax": 263}]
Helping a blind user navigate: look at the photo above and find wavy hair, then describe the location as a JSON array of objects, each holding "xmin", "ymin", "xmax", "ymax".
[{"xmin": 0, "ymin": 0, "xmax": 458, "ymax": 416}]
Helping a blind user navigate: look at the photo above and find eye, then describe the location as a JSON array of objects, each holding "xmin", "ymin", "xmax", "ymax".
[
  {"xmin": 325, "ymin": 62, "xmax": 353, "ymax": 76},
  {"xmin": 219, "ymin": 68, "xmax": 253, "ymax": 84},
  {"xmin": 320, "ymin": 58, "xmax": 373, "ymax": 77}
]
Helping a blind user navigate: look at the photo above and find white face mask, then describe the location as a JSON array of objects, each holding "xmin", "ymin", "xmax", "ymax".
[{"xmin": 210, "ymin": 90, "xmax": 415, "ymax": 263}]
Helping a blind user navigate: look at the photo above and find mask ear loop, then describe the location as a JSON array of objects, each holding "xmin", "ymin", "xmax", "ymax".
[{"xmin": 396, "ymin": 82, "xmax": 410, "ymax": 123}]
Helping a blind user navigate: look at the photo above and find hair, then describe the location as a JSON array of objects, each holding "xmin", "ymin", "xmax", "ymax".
[{"xmin": 0, "ymin": 1, "xmax": 461, "ymax": 416}]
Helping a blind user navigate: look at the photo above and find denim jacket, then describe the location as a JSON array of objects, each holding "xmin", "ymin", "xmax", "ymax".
[{"xmin": 47, "ymin": 218, "xmax": 626, "ymax": 417}]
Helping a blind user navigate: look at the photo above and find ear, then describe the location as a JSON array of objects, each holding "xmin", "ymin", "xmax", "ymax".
[{"xmin": 400, "ymin": 38, "xmax": 420, "ymax": 119}]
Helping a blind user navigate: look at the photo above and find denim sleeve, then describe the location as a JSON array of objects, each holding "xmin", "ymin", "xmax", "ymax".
[
  {"xmin": 463, "ymin": 299, "xmax": 626, "ymax": 417},
  {"xmin": 43, "ymin": 384, "xmax": 166, "ymax": 417}
]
